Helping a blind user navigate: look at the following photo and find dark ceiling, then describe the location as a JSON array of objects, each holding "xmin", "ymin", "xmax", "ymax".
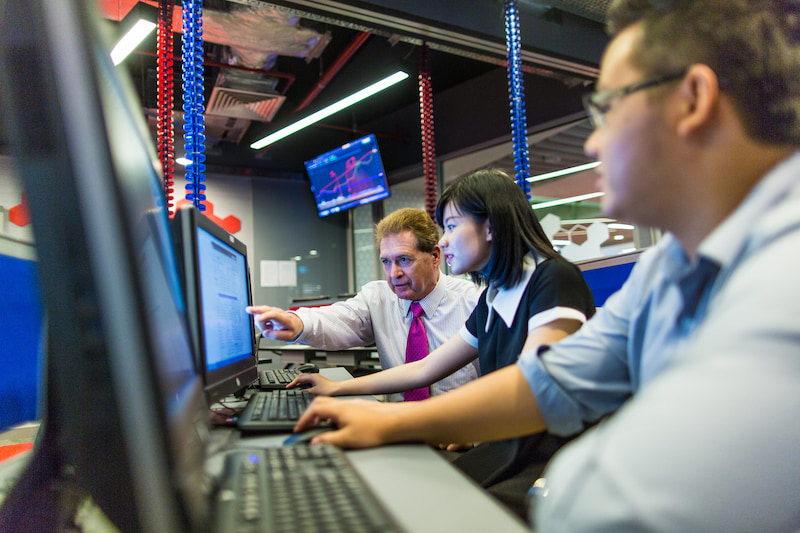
[{"xmin": 3, "ymin": 0, "xmax": 612, "ymax": 185}]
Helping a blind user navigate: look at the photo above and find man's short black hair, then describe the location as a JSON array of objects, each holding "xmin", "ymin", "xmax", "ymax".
[{"xmin": 607, "ymin": 0, "xmax": 800, "ymax": 144}]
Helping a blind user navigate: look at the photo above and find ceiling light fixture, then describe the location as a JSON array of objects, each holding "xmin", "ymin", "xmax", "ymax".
[
  {"xmin": 526, "ymin": 161, "xmax": 601, "ymax": 183},
  {"xmin": 531, "ymin": 192, "xmax": 605, "ymax": 210},
  {"xmin": 560, "ymin": 217, "xmax": 615, "ymax": 224},
  {"xmin": 110, "ymin": 2, "xmax": 158, "ymax": 66},
  {"xmin": 608, "ymin": 223, "xmax": 635, "ymax": 230},
  {"xmin": 250, "ymin": 71, "xmax": 409, "ymax": 150}
]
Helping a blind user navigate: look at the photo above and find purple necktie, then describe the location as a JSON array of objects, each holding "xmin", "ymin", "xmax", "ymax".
[{"xmin": 404, "ymin": 302, "xmax": 430, "ymax": 401}]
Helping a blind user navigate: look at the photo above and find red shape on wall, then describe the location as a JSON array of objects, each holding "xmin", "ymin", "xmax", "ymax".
[
  {"xmin": 8, "ymin": 192, "xmax": 31, "ymax": 227},
  {"xmin": 174, "ymin": 198, "xmax": 241, "ymax": 234}
]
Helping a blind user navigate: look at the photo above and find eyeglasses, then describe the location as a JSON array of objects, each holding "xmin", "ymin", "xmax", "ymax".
[{"xmin": 582, "ymin": 69, "xmax": 688, "ymax": 129}]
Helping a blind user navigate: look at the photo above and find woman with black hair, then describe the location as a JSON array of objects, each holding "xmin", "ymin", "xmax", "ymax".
[
  {"xmin": 290, "ymin": 169, "xmax": 595, "ymax": 517},
  {"xmin": 437, "ymin": 169, "xmax": 594, "ymax": 379},
  {"xmin": 291, "ymin": 169, "xmax": 593, "ymax": 402}
]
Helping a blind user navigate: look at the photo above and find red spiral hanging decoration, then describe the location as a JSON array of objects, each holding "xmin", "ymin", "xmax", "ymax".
[
  {"xmin": 157, "ymin": 0, "xmax": 176, "ymax": 214},
  {"xmin": 419, "ymin": 43, "xmax": 438, "ymax": 221}
]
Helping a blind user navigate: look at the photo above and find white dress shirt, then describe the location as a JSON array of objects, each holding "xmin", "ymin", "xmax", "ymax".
[{"xmin": 293, "ymin": 272, "xmax": 481, "ymax": 402}]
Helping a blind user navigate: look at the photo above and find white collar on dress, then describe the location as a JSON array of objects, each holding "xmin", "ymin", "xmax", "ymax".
[{"xmin": 484, "ymin": 254, "xmax": 537, "ymax": 331}]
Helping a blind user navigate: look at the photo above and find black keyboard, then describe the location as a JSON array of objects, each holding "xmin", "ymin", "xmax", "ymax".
[
  {"xmin": 259, "ymin": 368, "xmax": 301, "ymax": 389},
  {"xmin": 237, "ymin": 389, "xmax": 317, "ymax": 432},
  {"xmin": 215, "ymin": 445, "xmax": 403, "ymax": 533}
]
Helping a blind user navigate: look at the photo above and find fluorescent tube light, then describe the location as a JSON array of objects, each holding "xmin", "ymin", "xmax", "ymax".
[
  {"xmin": 527, "ymin": 161, "xmax": 601, "ymax": 183},
  {"xmin": 110, "ymin": 20, "xmax": 156, "ymax": 65},
  {"xmin": 560, "ymin": 218, "xmax": 615, "ymax": 224},
  {"xmin": 531, "ymin": 192, "xmax": 605, "ymax": 210},
  {"xmin": 250, "ymin": 71, "xmax": 409, "ymax": 150},
  {"xmin": 608, "ymin": 223, "xmax": 635, "ymax": 230},
  {"xmin": 110, "ymin": 3, "xmax": 158, "ymax": 66}
]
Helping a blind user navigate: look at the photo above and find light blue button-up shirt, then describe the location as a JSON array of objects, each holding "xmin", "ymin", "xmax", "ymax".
[{"xmin": 524, "ymin": 152, "xmax": 800, "ymax": 531}]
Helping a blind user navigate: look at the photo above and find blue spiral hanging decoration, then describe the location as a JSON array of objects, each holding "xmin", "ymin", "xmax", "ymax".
[
  {"xmin": 182, "ymin": 0, "xmax": 206, "ymax": 211},
  {"xmin": 504, "ymin": 0, "xmax": 531, "ymax": 200}
]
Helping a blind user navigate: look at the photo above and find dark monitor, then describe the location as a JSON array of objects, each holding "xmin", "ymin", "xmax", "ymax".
[
  {"xmin": 171, "ymin": 206, "xmax": 257, "ymax": 404},
  {"xmin": 0, "ymin": 0, "xmax": 208, "ymax": 531},
  {"xmin": 304, "ymin": 133, "xmax": 390, "ymax": 217}
]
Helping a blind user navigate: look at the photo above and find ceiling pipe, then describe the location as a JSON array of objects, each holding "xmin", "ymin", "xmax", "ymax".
[{"xmin": 294, "ymin": 30, "xmax": 371, "ymax": 113}]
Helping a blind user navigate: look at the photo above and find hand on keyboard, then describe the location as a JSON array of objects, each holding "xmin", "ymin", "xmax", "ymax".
[
  {"xmin": 293, "ymin": 396, "xmax": 404, "ymax": 449},
  {"xmin": 287, "ymin": 373, "xmax": 339, "ymax": 396}
]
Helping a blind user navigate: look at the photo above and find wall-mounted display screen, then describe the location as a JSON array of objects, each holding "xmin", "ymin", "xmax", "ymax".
[{"xmin": 304, "ymin": 134, "xmax": 390, "ymax": 217}]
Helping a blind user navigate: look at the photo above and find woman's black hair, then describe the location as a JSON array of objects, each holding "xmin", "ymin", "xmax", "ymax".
[{"xmin": 435, "ymin": 169, "xmax": 564, "ymax": 290}]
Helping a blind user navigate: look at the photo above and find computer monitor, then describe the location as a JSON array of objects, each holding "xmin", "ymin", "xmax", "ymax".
[
  {"xmin": 0, "ymin": 0, "xmax": 208, "ymax": 530},
  {"xmin": 171, "ymin": 206, "xmax": 257, "ymax": 404},
  {"xmin": 304, "ymin": 133, "xmax": 391, "ymax": 217}
]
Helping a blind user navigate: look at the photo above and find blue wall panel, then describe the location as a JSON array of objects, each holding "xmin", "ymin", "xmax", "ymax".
[
  {"xmin": 581, "ymin": 261, "xmax": 636, "ymax": 307},
  {"xmin": 0, "ymin": 253, "xmax": 42, "ymax": 430}
]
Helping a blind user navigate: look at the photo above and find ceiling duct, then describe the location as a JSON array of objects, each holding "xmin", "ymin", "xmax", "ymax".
[
  {"xmin": 207, "ymin": 70, "xmax": 286, "ymax": 121},
  {"xmin": 202, "ymin": 4, "xmax": 328, "ymax": 69},
  {"xmin": 191, "ymin": 4, "xmax": 330, "ymax": 124},
  {"xmin": 206, "ymin": 86, "xmax": 286, "ymax": 121}
]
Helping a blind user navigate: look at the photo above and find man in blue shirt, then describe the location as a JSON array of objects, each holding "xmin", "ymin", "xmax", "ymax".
[{"xmin": 296, "ymin": 1, "xmax": 800, "ymax": 530}]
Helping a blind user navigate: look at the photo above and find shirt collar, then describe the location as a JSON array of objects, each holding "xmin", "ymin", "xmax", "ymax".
[
  {"xmin": 485, "ymin": 254, "xmax": 537, "ymax": 330},
  {"xmin": 401, "ymin": 269, "xmax": 446, "ymax": 318}
]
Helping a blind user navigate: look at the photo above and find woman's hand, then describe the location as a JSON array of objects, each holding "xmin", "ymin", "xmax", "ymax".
[{"xmin": 287, "ymin": 373, "xmax": 341, "ymax": 396}]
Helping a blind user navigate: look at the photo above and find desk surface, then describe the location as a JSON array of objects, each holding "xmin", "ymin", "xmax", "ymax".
[
  {"xmin": 2, "ymin": 370, "xmax": 530, "ymax": 532},
  {"xmin": 258, "ymin": 342, "xmax": 381, "ymax": 369},
  {"xmin": 238, "ymin": 367, "xmax": 530, "ymax": 532},
  {"xmin": 262, "ymin": 343, "xmax": 377, "ymax": 352}
]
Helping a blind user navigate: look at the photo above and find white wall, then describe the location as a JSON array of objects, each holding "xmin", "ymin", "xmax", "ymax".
[
  {"xmin": 172, "ymin": 169, "xmax": 255, "ymax": 255},
  {"xmin": 0, "ymin": 156, "xmax": 36, "ymax": 254}
]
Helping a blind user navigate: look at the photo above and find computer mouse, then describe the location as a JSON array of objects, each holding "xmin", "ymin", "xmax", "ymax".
[
  {"xmin": 295, "ymin": 363, "xmax": 319, "ymax": 373},
  {"xmin": 282, "ymin": 426, "xmax": 333, "ymax": 445}
]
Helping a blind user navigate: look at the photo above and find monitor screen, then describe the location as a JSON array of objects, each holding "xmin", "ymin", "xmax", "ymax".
[
  {"xmin": 197, "ymin": 227, "xmax": 253, "ymax": 371},
  {"xmin": 304, "ymin": 134, "xmax": 390, "ymax": 217},
  {"xmin": 172, "ymin": 206, "xmax": 257, "ymax": 404},
  {"xmin": 0, "ymin": 0, "xmax": 208, "ymax": 530}
]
